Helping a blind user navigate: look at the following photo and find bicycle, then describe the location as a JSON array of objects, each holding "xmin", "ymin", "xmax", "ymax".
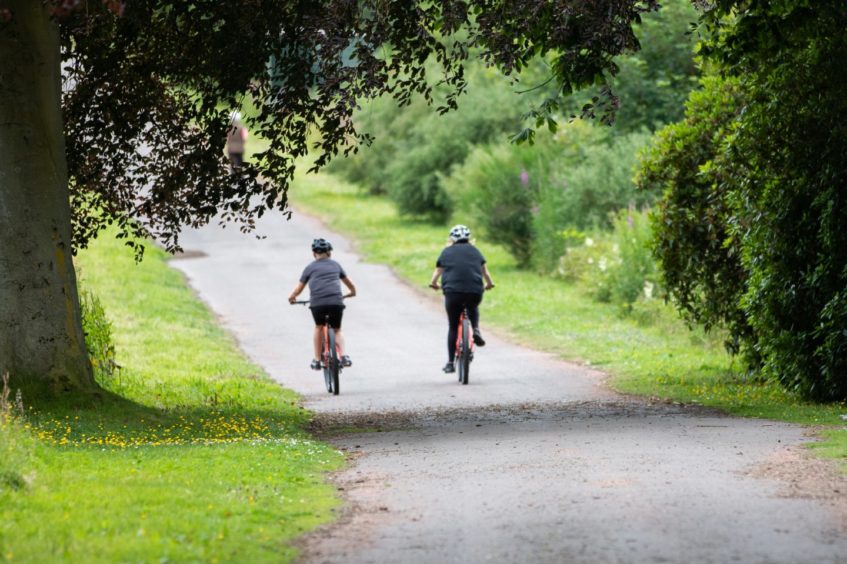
[
  {"xmin": 430, "ymin": 282, "xmax": 494, "ymax": 385},
  {"xmin": 292, "ymin": 300, "xmax": 342, "ymax": 395},
  {"xmin": 454, "ymin": 306, "xmax": 473, "ymax": 385}
]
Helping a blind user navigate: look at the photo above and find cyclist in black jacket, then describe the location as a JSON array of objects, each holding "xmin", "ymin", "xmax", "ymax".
[{"xmin": 429, "ymin": 225, "xmax": 495, "ymax": 373}]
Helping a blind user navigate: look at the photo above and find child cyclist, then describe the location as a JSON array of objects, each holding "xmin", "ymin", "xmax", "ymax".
[{"xmin": 288, "ymin": 238, "xmax": 356, "ymax": 370}]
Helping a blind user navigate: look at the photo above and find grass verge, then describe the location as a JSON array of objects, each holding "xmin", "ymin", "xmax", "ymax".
[
  {"xmin": 290, "ymin": 172, "xmax": 847, "ymax": 462},
  {"xmin": 0, "ymin": 231, "xmax": 343, "ymax": 563}
]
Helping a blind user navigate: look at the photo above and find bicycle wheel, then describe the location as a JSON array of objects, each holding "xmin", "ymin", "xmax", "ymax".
[
  {"xmin": 327, "ymin": 326, "xmax": 340, "ymax": 395},
  {"xmin": 322, "ymin": 349, "xmax": 333, "ymax": 394},
  {"xmin": 456, "ymin": 321, "xmax": 463, "ymax": 383},
  {"xmin": 459, "ymin": 316, "xmax": 470, "ymax": 385}
]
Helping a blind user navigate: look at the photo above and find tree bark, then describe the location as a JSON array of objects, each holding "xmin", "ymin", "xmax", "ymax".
[{"xmin": 0, "ymin": 1, "xmax": 94, "ymax": 391}]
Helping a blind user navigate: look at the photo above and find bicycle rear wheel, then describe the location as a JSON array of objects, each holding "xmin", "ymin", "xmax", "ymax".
[
  {"xmin": 322, "ymin": 349, "xmax": 333, "ymax": 394},
  {"xmin": 459, "ymin": 316, "xmax": 470, "ymax": 385},
  {"xmin": 327, "ymin": 327, "xmax": 340, "ymax": 395}
]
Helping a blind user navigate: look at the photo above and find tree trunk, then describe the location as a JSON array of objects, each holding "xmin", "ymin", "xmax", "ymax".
[{"xmin": 0, "ymin": 2, "xmax": 95, "ymax": 392}]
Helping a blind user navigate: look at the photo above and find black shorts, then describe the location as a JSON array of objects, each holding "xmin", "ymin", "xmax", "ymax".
[{"xmin": 310, "ymin": 305, "xmax": 345, "ymax": 328}]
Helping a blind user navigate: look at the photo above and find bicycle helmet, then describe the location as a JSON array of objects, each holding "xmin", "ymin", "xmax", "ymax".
[
  {"xmin": 311, "ymin": 238, "xmax": 333, "ymax": 253},
  {"xmin": 448, "ymin": 224, "xmax": 471, "ymax": 242}
]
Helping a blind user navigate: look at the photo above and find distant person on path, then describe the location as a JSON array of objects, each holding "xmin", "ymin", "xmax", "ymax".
[
  {"xmin": 226, "ymin": 111, "xmax": 248, "ymax": 171},
  {"xmin": 429, "ymin": 224, "xmax": 495, "ymax": 373},
  {"xmin": 289, "ymin": 238, "xmax": 357, "ymax": 370}
]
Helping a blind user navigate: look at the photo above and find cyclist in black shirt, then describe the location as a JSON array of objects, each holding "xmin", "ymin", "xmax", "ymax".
[{"xmin": 429, "ymin": 225, "xmax": 495, "ymax": 373}]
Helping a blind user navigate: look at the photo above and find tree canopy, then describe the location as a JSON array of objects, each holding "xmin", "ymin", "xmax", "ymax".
[{"xmin": 56, "ymin": 0, "xmax": 659, "ymax": 254}]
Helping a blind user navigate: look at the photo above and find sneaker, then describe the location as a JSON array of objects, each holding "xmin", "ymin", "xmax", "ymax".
[
  {"xmin": 473, "ymin": 329, "xmax": 486, "ymax": 347},
  {"xmin": 442, "ymin": 362, "xmax": 455, "ymax": 373},
  {"xmin": 341, "ymin": 355, "xmax": 352, "ymax": 367},
  {"xmin": 310, "ymin": 359, "xmax": 321, "ymax": 371}
]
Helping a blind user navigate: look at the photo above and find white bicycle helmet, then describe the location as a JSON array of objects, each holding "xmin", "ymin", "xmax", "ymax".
[{"xmin": 449, "ymin": 224, "xmax": 471, "ymax": 242}]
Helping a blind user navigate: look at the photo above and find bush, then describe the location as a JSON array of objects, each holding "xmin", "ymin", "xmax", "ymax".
[
  {"xmin": 609, "ymin": 0, "xmax": 699, "ymax": 132},
  {"xmin": 531, "ymin": 126, "xmax": 655, "ymax": 272},
  {"xmin": 444, "ymin": 141, "xmax": 548, "ymax": 265},
  {"xmin": 528, "ymin": 123, "xmax": 603, "ymax": 270},
  {"xmin": 556, "ymin": 209, "xmax": 659, "ymax": 311},
  {"xmin": 606, "ymin": 208, "xmax": 659, "ymax": 310},
  {"xmin": 644, "ymin": 6, "xmax": 847, "ymax": 400},
  {"xmin": 326, "ymin": 95, "xmax": 429, "ymax": 195},
  {"xmin": 557, "ymin": 235, "xmax": 618, "ymax": 300},
  {"xmin": 446, "ymin": 122, "xmax": 656, "ymax": 269},
  {"xmin": 383, "ymin": 122, "xmax": 468, "ymax": 221},
  {"xmin": 636, "ymin": 75, "xmax": 753, "ymax": 360},
  {"xmin": 79, "ymin": 287, "xmax": 118, "ymax": 383},
  {"xmin": 732, "ymin": 25, "xmax": 847, "ymax": 400},
  {"xmin": 555, "ymin": 129, "xmax": 654, "ymax": 229},
  {"xmin": 332, "ymin": 61, "xmax": 527, "ymax": 219}
]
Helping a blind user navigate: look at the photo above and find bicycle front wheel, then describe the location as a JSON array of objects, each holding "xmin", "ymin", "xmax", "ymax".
[
  {"xmin": 327, "ymin": 327, "xmax": 340, "ymax": 395},
  {"xmin": 459, "ymin": 317, "xmax": 470, "ymax": 385}
]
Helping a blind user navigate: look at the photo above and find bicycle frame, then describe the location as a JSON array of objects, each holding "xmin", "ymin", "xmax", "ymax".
[
  {"xmin": 455, "ymin": 309, "xmax": 475, "ymax": 355},
  {"xmin": 292, "ymin": 300, "xmax": 342, "ymax": 394},
  {"xmin": 455, "ymin": 306, "xmax": 473, "ymax": 385}
]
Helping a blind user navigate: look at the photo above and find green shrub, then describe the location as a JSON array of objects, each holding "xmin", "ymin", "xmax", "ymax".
[
  {"xmin": 332, "ymin": 62, "xmax": 526, "ymax": 218},
  {"xmin": 643, "ymin": 6, "xmax": 847, "ymax": 401},
  {"xmin": 384, "ymin": 123, "xmax": 467, "ymax": 221},
  {"xmin": 445, "ymin": 122, "xmax": 605, "ymax": 267},
  {"xmin": 606, "ymin": 208, "xmax": 659, "ymax": 310},
  {"xmin": 637, "ymin": 74, "xmax": 752, "ymax": 361},
  {"xmin": 326, "ymin": 95, "xmax": 429, "ymax": 195},
  {"xmin": 557, "ymin": 235, "xmax": 618, "ymax": 301},
  {"xmin": 554, "ymin": 129, "xmax": 654, "ymax": 229},
  {"xmin": 556, "ymin": 209, "xmax": 659, "ymax": 311},
  {"xmin": 444, "ymin": 141, "xmax": 548, "ymax": 264},
  {"xmin": 79, "ymin": 287, "xmax": 118, "ymax": 383},
  {"xmin": 732, "ymin": 24, "xmax": 847, "ymax": 400},
  {"xmin": 528, "ymin": 123, "xmax": 603, "ymax": 271},
  {"xmin": 445, "ymin": 122, "xmax": 657, "ymax": 269},
  {"xmin": 531, "ymin": 127, "xmax": 655, "ymax": 272}
]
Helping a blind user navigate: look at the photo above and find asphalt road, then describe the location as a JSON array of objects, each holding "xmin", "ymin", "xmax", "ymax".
[{"xmin": 171, "ymin": 208, "xmax": 847, "ymax": 564}]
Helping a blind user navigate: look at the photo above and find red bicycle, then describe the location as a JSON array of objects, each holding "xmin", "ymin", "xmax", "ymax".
[{"xmin": 293, "ymin": 301, "xmax": 341, "ymax": 395}]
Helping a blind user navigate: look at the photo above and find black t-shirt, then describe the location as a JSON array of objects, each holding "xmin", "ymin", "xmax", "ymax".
[{"xmin": 436, "ymin": 242, "xmax": 486, "ymax": 294}]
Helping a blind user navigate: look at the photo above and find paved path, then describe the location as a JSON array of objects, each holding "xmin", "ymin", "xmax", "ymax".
[{"xmin": 171, "ymin": 208, "xmax": 847, "ymax": 564}]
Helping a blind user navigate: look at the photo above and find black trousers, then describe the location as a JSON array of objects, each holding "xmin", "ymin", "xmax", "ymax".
[{"xmin": 444, "ymin": 292, "xmax": 482, "ymax": 362}]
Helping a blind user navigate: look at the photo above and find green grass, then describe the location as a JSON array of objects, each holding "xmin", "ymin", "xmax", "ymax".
[
  {"xmin": 290, "ymin": 172, "xmax": 847, "ymax": 453},
  {"xmin": 0, "ymin": 232, "xmax": 343, "ymax": 563}
]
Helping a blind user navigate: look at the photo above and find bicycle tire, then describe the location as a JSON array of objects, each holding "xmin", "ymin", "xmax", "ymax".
[
  {"xmin": 327, "ymin": 326, "xmax": 340, "ymax": 395},
  {"xmin": 456, "ymin": 320, "xmax": 463, "ymax": 383},
  {"xmin": 459, "ymin": 316, "xmax": 470, "ymax": 385},
  {"xmin": 322, "ymin": 347, "xmax": 333, "ymax": 394}
]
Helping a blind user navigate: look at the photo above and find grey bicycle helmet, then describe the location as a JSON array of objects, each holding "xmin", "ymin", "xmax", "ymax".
[
  {"xmin": 449, "ymin": 224, "xmax": 471, "ymax": 242},
  {"xmin": 311, "ymin": 238, "xmax": 333, "ymax": 253}
]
